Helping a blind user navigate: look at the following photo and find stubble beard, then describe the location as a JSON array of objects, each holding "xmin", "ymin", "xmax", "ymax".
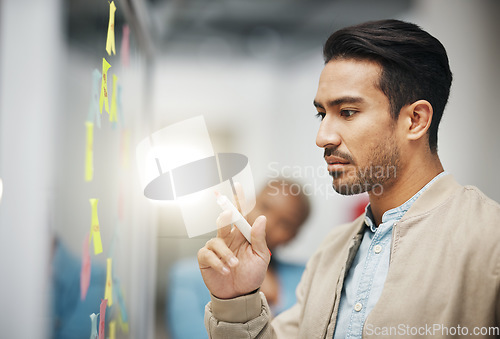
[{"xmin": 330, "ymin": 135, "xmax": 401, "ymax": 196}]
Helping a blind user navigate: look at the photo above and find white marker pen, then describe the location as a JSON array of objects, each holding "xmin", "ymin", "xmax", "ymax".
[{"xmin": 215, "ymin": 192, "xmax": 252, "ymax": 244}]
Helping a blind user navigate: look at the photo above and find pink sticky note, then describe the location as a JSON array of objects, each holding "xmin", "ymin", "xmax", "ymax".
[
  {"xmin": 99, "ymin": 299, "xmax": 108, "ymax": 339},
  {"xmin": 121, "ymin": 25, "xmax": 130, "ymax": 67},
  {"xmin": 80, "ymin": 232, "xmax": 91, "ymax": 300}
]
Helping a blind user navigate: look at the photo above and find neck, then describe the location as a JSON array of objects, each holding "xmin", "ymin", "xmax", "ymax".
[{"xmin": 368, "ymin": 152, "xmax": 443, "ymax": 226}]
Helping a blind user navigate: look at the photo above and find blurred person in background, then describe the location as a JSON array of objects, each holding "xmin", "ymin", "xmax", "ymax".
[
  {"xmin": 51, "ymin": 237, "xmax": 106, "ymax": 339},
  {"xmin": 166, "ymin": 178, "xmax": 310, "ymax": 339}
]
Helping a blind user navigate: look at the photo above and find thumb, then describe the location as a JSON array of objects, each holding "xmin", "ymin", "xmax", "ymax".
[{"xmin": 251, "ymin": 215, "xmax": 269, "ymax": 259}]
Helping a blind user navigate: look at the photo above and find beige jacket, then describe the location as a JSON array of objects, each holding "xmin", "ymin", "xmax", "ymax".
[{"xmin": 204, "ymin": 175, "xmax": 500, "ymax": 338}]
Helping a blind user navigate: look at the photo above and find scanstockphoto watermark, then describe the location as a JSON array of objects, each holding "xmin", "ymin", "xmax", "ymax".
[
  {"xmin": 365, "ymin": 323, "xmax": 500, "ymax": 337},
  {"xmin": 266, "ymin": 161, "xmax": 396, "ymax": 198}
]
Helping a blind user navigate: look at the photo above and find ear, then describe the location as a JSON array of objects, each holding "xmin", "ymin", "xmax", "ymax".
[{"xmin": 401, "ymin": 100, "xmax": 433, "ymax": 142}]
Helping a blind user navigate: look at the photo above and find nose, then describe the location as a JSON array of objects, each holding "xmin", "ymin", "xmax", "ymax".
[{"xmin": 316, "ymin": 115, "xmax": 341, "ymax": 149}]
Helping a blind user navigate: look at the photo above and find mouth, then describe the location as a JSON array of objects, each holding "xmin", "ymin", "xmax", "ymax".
[{"xmin": 325, "ymin": 156, "xmax": 350, "ymax": 173}]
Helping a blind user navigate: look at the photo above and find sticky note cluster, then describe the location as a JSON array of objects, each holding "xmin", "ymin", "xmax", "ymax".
[{"xmin": 81, "ymin": 2, "xmax": 130, "ymax": 338}]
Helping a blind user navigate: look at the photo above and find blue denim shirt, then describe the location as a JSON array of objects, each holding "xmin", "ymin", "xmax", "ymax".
[{"xmin": 333, "ymin": 172, "xmax": 448, "ymax": 339}]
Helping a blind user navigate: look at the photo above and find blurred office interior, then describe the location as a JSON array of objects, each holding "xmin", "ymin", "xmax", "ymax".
[{"xmin": 1, "ymin": 0, "xmax": 499, "ymax": 338}]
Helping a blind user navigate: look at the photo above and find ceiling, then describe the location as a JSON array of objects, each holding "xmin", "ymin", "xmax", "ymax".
[{"xmin": 66, "ymin": 0, "xmax": 413, "ymax": 59}]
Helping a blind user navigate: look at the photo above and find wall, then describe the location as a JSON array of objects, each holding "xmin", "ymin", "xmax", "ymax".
[
  {"xmin": 409, "ymin": 0, "xmax": 500, "ymax": 202},
  {"xmin": 0, "ymin": 0, "xmax": 62, "ymax": 337},
  {"xmin": 0, "ymin": 0, "xmax": 159, "ymax": 337}
]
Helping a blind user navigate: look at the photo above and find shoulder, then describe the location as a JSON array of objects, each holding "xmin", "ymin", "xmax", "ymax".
[
  {"xmin": 447, "ymin": 185, "xmax": 500, "ymax": 228},
  {"xmin": 459, "ymin": 185, "xmax": 500, "ymax": 239},
  {"xmin": 442, "ymin": 185, "xmax": 500, "ymax": 278},
  {"xmin": 461, "ymin": 185, "xmax": 500, "ymax": 213}
]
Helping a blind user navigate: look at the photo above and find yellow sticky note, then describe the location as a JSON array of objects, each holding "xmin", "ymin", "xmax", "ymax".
[
  {"xmin": 99, "ymin": 58, "xmax": 111, "ymax": 114},
  {"xmin": 106, "ymin": 1, "xmax": 116, "ymax": 56},
  {"xmin": 109, "ymin": 320, "xmax": 116, "ymax": 339},
  {"xmin": 104, "ymin": 258, "xmax": 113, "ymax": 306},
  {"xmin": 118, "ymin": 312, "xmax": 129, "ymax": 334},
  {"xmin": 85, "ymin": 122, "xmax": 94, "ymax": 182},
  {"xmin": 109, "ymin": 74, "xmax": 118, "ymax": 122},
  {"xmin": 89, "ymin": 199, "xmax": 103, "ymax": 254}
]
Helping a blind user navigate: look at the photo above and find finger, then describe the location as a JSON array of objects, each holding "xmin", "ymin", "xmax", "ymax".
[
  {"xmin": 233, "ymin": 182, "xmax": 248, "ymax": 216},
  {"xmin": 251, "ymin": 215, "xmax": 269, "ymax": 259},
  {"xmin": 205, "ymin": 237, "xmax": 239, "ymax": 268},
  {"xmin": 216, "ymin": 209, "xmax": 233, "ymax": 238},
  {"xmin": 197, "ymin": 247, "xmax": 231, "ymax": 275},
  {"xmin": 217, "ymin": 210, "xmax": 247, "ymax": 248}
]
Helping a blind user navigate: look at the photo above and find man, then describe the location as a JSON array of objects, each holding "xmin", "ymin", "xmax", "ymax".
[
  {"xmin": 167, "ymin": 179, "xmax": 310, "ymax": 338},
  {"xmin": 197, "ymin": 20, "xmax": 500, "ymax": 338}
]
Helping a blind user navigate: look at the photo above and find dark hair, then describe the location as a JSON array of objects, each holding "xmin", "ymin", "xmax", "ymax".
[{"xmin": 323, "ymin": 19, "xmax": 452, "ymax": 152}]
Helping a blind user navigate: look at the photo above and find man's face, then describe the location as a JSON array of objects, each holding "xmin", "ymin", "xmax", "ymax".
[{"xmin": 314, "ymin": 58, "xmax": 401, "ymax": 195}]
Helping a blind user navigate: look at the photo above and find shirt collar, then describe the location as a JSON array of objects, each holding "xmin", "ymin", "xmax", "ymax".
[{"xmin": 364, "ymin": 171, "xmax": 449, "ymax": 232}]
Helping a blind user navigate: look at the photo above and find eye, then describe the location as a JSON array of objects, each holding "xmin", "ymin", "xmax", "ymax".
[
  {"xmin": 340, "ymin": 109, "xmax": 357, "ymax": 117},
  {"xmin": 315, "ymin": 112, "xmax": 325, "ymax": 120}
]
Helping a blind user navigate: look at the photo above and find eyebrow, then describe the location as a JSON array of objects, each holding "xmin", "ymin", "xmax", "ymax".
[{"xmin": 313, "ymin": 96, "xmax": 365, "ymax": 109}]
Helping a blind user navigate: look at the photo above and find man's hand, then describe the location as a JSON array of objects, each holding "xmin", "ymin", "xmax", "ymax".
[{"xmin": 198, "ymin": 211, "xmax": 270, "ymax": 299}]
